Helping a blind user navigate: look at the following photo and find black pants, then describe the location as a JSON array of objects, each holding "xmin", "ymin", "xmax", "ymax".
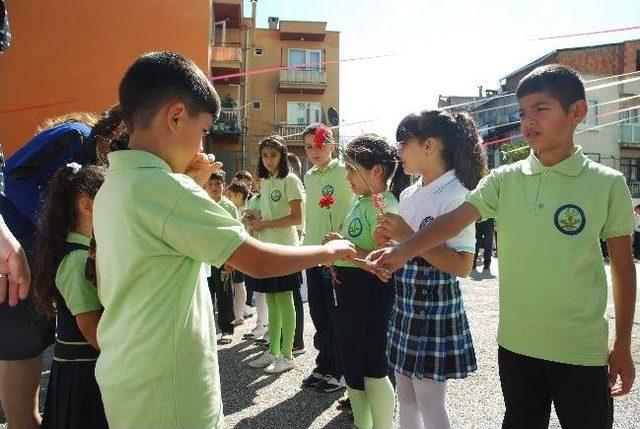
[
  {"xmin": 474, "ymin": 219, "xmax": 495, "ymax": 269},
  {"xmin": 307, "ymin": 266, "xmax": 341, "ymax": 379},
  {"xmin": 293, "ymin": 287, "xmax": 304, "ymax": 349},
  {"xmin": 633, "ymin": 231, "xmax": 640, "ymax": 259},
  {"xmin": 208, "ymin": 268, "xmax": 235, "ymax": 335},
  {"xmin": 499, "ymin": 347, "xmax": 613, "ymax": 429},
  {"xmin": 333, "ymin": 267, "xmax": 391, "ymax": 390}
]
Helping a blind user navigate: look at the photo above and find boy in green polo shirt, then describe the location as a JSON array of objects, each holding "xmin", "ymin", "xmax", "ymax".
[
  {"xmin": 301, "ymin": 123, "xmax": 354, "ymax": 392},
  {"xmin": 369, "ymin": 65, "xmax": 636, "ymax": 429},
  {"xmin": 93, "ymin": 51, "xmax": 355, "ymax": 429}
]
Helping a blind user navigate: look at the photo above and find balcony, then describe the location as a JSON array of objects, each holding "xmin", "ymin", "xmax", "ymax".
[
  {"xmin": 211, "ymin": 43, "xmax": 242, "ymax": 85},
  {"xmin": 209, "ymin": 108, "xmax": 242, "ymax": 147},
  {"xmin": 277, "ymin": 124, "xmax": 307, "ymax": 145},
  {"xmin": 279, "ymin": 21, "xmax": 326, "ymax": 41},
  {"xmin": 212, "ymin": 0, "xmax": 243, "ymax": 28},
  {"xmin": 628, "ymin": 181, "xmax": 640, "ymax": 198},
  {"xmin": 619, "ymin": 123, "xmax": 640, "ymax": 146},
  {"xmin": 278, "ymin": 69, "xmax": 327, "ymax": 94}
]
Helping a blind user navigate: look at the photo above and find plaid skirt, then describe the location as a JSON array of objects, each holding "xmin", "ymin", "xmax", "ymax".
[{"xmin": 387, "ymin": 258, "xmax": 477, "ymax": 381}]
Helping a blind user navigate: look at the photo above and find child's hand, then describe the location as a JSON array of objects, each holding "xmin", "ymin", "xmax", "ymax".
[
  {"xmin": 322, "ymin": 232, "xmax": 343, "ymax": 244},
  {"xmin": 322, "ymin": 239, "xmax": 356, "ymax": 263},
  {"xmin": 608, "ymin": 344, "xmax": 635, "ymax": 396},
  {"xmin": 250, "ymin": 220, "xmax": 267, "ymax": 232},
  {"xmin": 185, "ymin": 153, "xmax": 223, "ymax": 187},
  {"xmin": 366, "ymin": 244, "xmax": 410, "ymax": 274},
  {"xmin": 377, "ymin": 213, "xmax": 413, "ymax": 242}
]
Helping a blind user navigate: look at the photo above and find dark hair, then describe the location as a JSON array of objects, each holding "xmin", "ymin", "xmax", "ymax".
[
  {"xmin": 32, "ymin": 165, "xmax": 106, "ymax": 317},
  {"xmin": 227, "ymin": 182, "xmax": 250, "ymax": 203},
  {"xmin": 396, "ymin": 110, "xmax": 488, "ymax": 190},
  {"xmin": 302, "ymin": 123, "xmax": 334, "ymax": 143},
  {"xmin": 209, "ymin": 170, "xmax": 225, "ymax": 182},
  {"xmin": 119, "ymin": 51, "xmax": 220, "ymax": 132},
  {"xmin": 257, "ymin": 135, "xmax": 289, "ymax": 179},
  {"xmin": 235, "ymin": 170, "xmax": 253, "ymax": 182},
  {"xmin": 345, "ymin": 133, "xmax": 409, "ymax": 199},
  {"xmin": 516, "ymin": 64, "xmax": 586, "ymax": 111},
  {"xmin": 287, "ymin": 152, "xmax": 302, "ymax": 178},
  {"xmin": 90, "ymin": 105, "xmax": 128, "ymax": 165},
  {"xmin": 36, "ymin": 112, "xmax": 98, "ymax": 134}
]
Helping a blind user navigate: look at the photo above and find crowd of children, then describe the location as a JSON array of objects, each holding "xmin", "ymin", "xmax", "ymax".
[{"xmin": 0, "ymin": 51, "xmax": 636, "ymax": 429}]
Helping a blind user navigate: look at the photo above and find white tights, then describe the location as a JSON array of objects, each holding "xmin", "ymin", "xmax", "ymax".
[
  {"xmin": 395, "ymin": 372, "xmax": 450, "ymax": 429},
  {"xmin": 232, "ymin": 281, "xmax": 247, "ymax": 321}
]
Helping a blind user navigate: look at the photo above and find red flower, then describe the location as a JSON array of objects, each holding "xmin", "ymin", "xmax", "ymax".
[
  {"xmin": 319, "ymin": 195, "xmax": 335, "ymax": 209},
  {"xmin": 372, "ymin": 193, "xmax": 387, "ymax": 212},
  {"xmin": 314, "ymin": 127, "xmax": 330, "ymax": 149}
]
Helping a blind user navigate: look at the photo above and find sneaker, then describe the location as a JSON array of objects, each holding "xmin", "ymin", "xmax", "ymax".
[
  {"xmin": 248, "ymin": 351, "xmax": 276, "ymax": 368},
  {"xmin": 264, "ymin": 355, "xmax": 295, "ymax": 373},
  {"xmin": 301, "ymin": 371, "xmax": 326, "ymax": 388},
  {"xmin": 292, "ymin": 346, "xmax": 306, "ymax": 356},
  {"xmin": 217, "ymin": 333, "xmax": 233, "ymax": 345},
  {"xmin": 244, "ymin": 324, "xmax": 268, "ymax": 339},
  {"xmin": 316, "ymin": 375, "xmax": 345, "ymax": 393}
]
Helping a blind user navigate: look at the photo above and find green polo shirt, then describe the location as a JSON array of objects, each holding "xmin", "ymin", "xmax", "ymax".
[
  {"xmin": 56, "ymin": 232, "xmax": 101, "ymax": 316},
  {"xmin": 303, "ymin": 159, "xmax": 353, "ymax": 246},
  {"xmin": 259, "ymin": 173, "xmax": 305, "ymax": 246},
  {"xmin": 467, "ymin": 147, "xmax": 634, "ymax": 366},
  {"xmin": 93, "ymin": 150, "xmax": 248, "ymax": 429},
  {"xmin": 335, "ymin": 192, "xmax": 399, "ymax": 268},
  {"xmin": 216, "ymin": 196, "xmax": 238, "ymax": 220}
]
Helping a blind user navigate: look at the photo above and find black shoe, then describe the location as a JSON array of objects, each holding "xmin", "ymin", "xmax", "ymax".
[
  {"xmin": 315, "ymin": 375, "xmax": 345, "ymax": 393},
  {"xmin": 336, "ymin": 396, "xmax": 351, "ymax": 410},
  {"xmin": 302, "ymin": 371, "xmax": 326, "ymax": 388}
]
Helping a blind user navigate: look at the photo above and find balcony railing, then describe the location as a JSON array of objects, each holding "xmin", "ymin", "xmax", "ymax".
[
  {"xmin": 628, "ymin": 181, "xmax": 640, "ymax": 198},
  {"xmin": 211, "ymin": 44, "xmax": 242, "ymax": 63},
  {"xmin": 279, "ymin": 69, "xmax": 327, "ymax": 86},
  {"xmin": 212, "ymin": 108, "xmax": 241, "ymax": 135},
  {"xmin": 277, "ymin": 124, "xmax": 307, "ymax": 143},
  {"xmin": 619, "ymin": 123, "xmax": 640, "ymax": 145}
]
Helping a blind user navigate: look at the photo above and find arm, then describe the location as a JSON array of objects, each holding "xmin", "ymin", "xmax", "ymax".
[
  {"xmin": 606, "ymin": 235, "xmax": 636, "ymax": 396},
  {"xmin": 251, "ymin": 200, "xmax": 302, "ymax": 231},
  {"xmin": 369, "ymin": 202, "xmax": 480, "ymax": 273},
  {"xmin": 421, "ymin": 247, "xmax": 474, "ymax": 278},
  {"xmin": 75, "ymin": 310, "xmax": 102, "ymax": 350},
  {"xmin": 226, "ymin": 235, "xmax": 355, "ymax": 279},
  {"xmin": 0, "ymin": 215, "xmax": 30, "ymax": 306}
]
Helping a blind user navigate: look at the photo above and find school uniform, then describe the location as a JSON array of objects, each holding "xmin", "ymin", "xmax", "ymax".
[
  {"xmin": 93, "ymin": 150, "xmax": 248, "ymax": 429},
  {"xmin": 389, "ymin": 171, "xmax": 477, "ymax": 382},
  {"xmin": 42, "ymin": 233, "xmax": 107, "ymax": 429},
  {"xmin": 467, "ymin": 147, "xmax": 635, "ymax": 429},
  {"xmin": 253, "ymin": 173, "xmax": 305, "ymax": 293},
  {"xmin": 331, "ymin": 192, "xmax": 399, "ymax": 390}
]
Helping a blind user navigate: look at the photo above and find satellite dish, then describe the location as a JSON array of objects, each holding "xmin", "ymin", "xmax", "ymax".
[{"xmin": 327, "ymin": 107, "xmax": 339, "ymax": 126}]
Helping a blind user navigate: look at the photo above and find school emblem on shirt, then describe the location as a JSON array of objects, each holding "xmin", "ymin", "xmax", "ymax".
[
  {"xmin": 348, "ymin": 218, "xmax": 363, "ymax": 238},
  {"xmin": 419, "ymin": 216, "xmax": 434, "ymax": 230},
  {"xmin": 270, "ymin": 190, "xmax": 282, "ymax": 202},
  {"xmin": 554, "ymin": 204, "xmax": 586, "ymax": 236},
  {"xmin": 322, "ymin": 184, "xmax": 334, "ymax": 196}
]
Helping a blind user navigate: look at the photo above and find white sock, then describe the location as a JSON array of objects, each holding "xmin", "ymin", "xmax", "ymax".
[
  {"xmin": 396, "ymin": 372, "xmax": 422, "ymax": 429},
  {"xmin": 232, "ymin": 281, "xmax": 247, "ymax": 320},
  {"xmin": 254, "ymin": 292, "xmax": 268, "ymax": 327},
  {"xmin": 413, "ymin": 377, "xmax": 450, "ymax": 429}
]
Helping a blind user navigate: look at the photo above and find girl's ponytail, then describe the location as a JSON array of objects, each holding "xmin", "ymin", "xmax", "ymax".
[{"xmin": 451, "ymin": 112, "xmax": 488, "ymax": 190}]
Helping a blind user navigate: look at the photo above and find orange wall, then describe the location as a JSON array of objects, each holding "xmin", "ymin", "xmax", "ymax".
[{"xmin": 0, "ymin": 0, "xmax": 212, "ymax": 156}]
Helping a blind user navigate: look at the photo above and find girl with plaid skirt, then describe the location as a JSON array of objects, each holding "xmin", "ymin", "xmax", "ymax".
[{"xmin": 376, "ymin": 110, "xmax": 488, "ymax": 429}]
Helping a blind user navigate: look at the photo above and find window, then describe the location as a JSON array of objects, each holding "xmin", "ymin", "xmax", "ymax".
[
  {"xmin": 252, "ymin": 101, "xmax": 261, "ymax": 110},
  {"xmin": 288, "ymin": 49, "xmax": 323, "ymax": 70},
  {"xmin": 620, "ymin": 157, "xmax": 640, "ymax": 183},
  {"xmin": 621, "ymin": 108, "xmax": 640, "ymax": 124},
  {"xmin": 253, "ymin": 47, "xmax": 264, "ymax": 56},
  {"xmin": 287, "ymin": 102, "xmax": 322, "ymax": 125},
  {"xmin": 582, "ymin": 100, "xmax": 599, "ymax": 126}
]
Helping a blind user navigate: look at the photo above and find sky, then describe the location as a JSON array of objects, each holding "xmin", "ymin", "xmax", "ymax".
[{"xmin": 244, "ymin": 0, "xmax": 640, "ymax": 142}]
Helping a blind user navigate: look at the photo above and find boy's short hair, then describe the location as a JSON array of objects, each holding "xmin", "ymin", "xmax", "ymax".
[
  {"xmin": 209, "ymin": 170, "xmax": 225, "ymax": 182},
  {"xmin": 119, "ymin": 51, "xmax": 221, "ymax": 132},
  {"xmin": 516, "ymin": 64, "xmax": 586, "ymax": 111},
  {"xmin": 234, "ymin": 170, "xmax": 252, "ymax": 182},
  {"xmin": 227, "ymin": 182, "xmax": 250, "ymax": 202},
  {"xmin": 302, "ymin": 123, "xmax": 334, "ymax": 142}
]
